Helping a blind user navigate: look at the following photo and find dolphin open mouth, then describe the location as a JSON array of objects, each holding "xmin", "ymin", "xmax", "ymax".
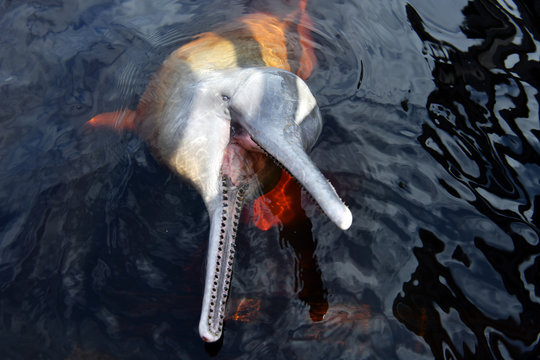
[
  {"xmin": 180, "ymin": 68, "xmax": 353, "ymax": 343},
  {"xmin": 199, "ymin": 115, "xmax": 351, "ymax": 342},
  {"xmin": 221, "ymin": 123, "xmax": 281, "ymax": 188}
]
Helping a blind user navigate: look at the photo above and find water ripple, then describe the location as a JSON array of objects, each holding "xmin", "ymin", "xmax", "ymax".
[{"xmin": 1, "ymin": 0, "xmax": 540, "ymax": 358}]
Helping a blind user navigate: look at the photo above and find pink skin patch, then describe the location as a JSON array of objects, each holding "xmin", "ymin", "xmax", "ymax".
[
  {"xmin": 221, "ymin": 129, "xmax": 305, "ymax": 232},
  {"xmin": 221, "ymin": 129, "xmax": 269, "ymax": 186}
]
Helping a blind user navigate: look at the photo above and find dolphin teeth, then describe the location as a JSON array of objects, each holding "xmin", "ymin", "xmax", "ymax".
[{"xmin": 202, "ymin": 173, "xmax": 247, "ymax": 341}]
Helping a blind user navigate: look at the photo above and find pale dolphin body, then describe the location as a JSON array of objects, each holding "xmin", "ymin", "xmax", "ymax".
[
  {"xmin": 129, "ymin": 17, "xmax": 353, "ymax": 343},
  {"xmin": 136, "ymin": 64, "xmax": 352, "ymax": 342}
]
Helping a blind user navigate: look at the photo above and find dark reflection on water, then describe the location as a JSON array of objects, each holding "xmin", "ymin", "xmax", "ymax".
[
  {"xmin": 275, "ymin": 215, "xmax": 329, "ymax": 322},
  {"xmin": 1, "ymin": 0, "xmax": 540, "ymax": 359},
  {"xmin": 395, "ymin": 1, "xmax": 540, "ymax": 359}
]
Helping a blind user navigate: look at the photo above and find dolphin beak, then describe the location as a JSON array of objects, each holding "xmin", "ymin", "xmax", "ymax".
[
  {"xmin": 256, "ymin": 133, "xmax": 353, "ymax": 230},
  {"xmin": 195, "ymin": 68, "xmax": 352, "ymax": 342},
  {"xmin": 231, "ymin": 69, "xmax": 353, "ymax": 230},
  {"xmin": 198, "ymin": 175, "xmax": 247, "ymax": 343}
]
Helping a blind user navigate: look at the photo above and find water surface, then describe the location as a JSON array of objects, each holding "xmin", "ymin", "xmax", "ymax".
[{"xmin": 1, "ymin": 0, "xmax": 539, "ymax": 359}]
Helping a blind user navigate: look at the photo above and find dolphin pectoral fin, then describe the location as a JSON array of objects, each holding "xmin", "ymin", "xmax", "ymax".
[
  {"xmin": 199, "ymin": 176, "xmax": 247, "ymax": 342},
  {"xmin": 257, "ymin": 135, "xmax": 352, "ymax": 230},
  {"xmin": 85, "ymin": 109, "xmax": 137, "ymax": 132}
]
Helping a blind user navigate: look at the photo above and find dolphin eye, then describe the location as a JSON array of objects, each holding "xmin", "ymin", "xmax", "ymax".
[{"xmin": 221, "ymin": 95, "xmax": 230, "ymax": 102}]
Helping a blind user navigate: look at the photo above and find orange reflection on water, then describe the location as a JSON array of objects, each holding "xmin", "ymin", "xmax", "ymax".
[
  {"xmin": 293, "ymin": 0, "xmax": 316, "ymax": 79},
  {"xmin": 226, "ymin": 298, "xmax": 262, "ymax": 322}
]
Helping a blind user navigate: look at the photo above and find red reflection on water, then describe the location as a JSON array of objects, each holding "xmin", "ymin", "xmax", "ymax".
[
  {"xmin": 292, "ymin": 0, "xmax": 316, "ymax": 79},
  {"xmin": 252, "ymin": 170, "xmax": 304, "ymax": 231}
]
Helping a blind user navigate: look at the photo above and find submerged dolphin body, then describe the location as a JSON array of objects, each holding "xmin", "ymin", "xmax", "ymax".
[{"xmin": 89, "ymin": 9, "xmax": 352, "ymax": 343}]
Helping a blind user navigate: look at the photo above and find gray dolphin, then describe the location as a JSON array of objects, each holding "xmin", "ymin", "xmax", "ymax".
[
  {"xmin": 91, "ymin": 12, "xmax": 353, "ymax": 342},
  {"xmin": 136, "ymin": 59, "xmax": 352, "ymax": 341}
]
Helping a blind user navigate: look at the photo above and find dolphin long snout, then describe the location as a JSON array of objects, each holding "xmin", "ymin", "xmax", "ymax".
[
  {"xmin": 88, "ymin": 8, "xmax": 350, "ymax": 344},
  {"xmin": 195, "ymin": 69, "xmax": 352, "ymax": 342},
  {"xmin": 230, "ymin": 68, "xmax": 352, "ymax": 230}
]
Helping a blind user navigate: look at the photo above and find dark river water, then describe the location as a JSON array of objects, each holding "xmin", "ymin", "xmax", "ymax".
[{"xmin": 1, "ymin": 0, "xmax": 539, "ymax": 359}]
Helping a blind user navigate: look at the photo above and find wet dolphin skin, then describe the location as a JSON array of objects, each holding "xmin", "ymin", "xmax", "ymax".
[{"xmin": 88, "ymin": 3, "xmax": 352, "ymax": 343}]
